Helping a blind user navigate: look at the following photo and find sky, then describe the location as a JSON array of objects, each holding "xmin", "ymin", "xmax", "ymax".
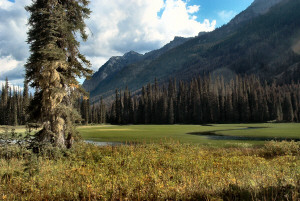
[{"xmin": 0, "ymin": 0, "xmax": 254, "ymax": 87}]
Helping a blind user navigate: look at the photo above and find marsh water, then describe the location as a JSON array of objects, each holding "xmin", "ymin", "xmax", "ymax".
[{"xmin": 85, "ymin": 140, "xmax": 124, "ymax": 146}]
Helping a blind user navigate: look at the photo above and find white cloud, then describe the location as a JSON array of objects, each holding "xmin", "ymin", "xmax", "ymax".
[
  {"xmin": 0, "ymin": 0, "xmax": 30, "ymax": 85},
  {"xmin": 0, "ymin": 0, "xmax": 13, "ymax": 10},
  {"xmin": 0, "ymin": 55, "xmax": 21, "ymax": 73},
  {"xmin": 86, "ymin": 56, "xmax": 110, "ymax": 73},
  {"xmin": 0, "ymin": 55, "xmax": 25, "ymax": 82},
  {"xmin": 187, "ymin": 5, "xmax": 200, "ymax": 14},
  {"xmin": 82, "ymin": 0, "xmax": 216, "ymax": 69},
  {"xmin": 0, "ymin": 0, "xmax": 216, "ymax": 85},
  {"xmin": 218, "ymin": 10, "xmax": 237, "ymax": 23}
]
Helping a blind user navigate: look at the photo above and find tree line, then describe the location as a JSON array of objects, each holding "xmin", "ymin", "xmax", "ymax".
[
  {"xmin": 104, "ymin": 76, "xmax": 300, "ymax": 124},
  {"xmin": 76, "ymin": 97, "xmax": 106, "ymax": 125},
  {"xmin": 2, "ymin": 75, "xmax": 300, "ymax": 126},
  {"xmin": 0, "ymin": 78, "xmax": 106, "ymax": 126},
  {"xmin": 0, "ymin": 78, "xmax": 31, "ymax": 126}
]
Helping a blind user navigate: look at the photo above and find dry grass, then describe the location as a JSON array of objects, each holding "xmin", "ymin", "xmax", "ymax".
[{"xmin": 0, "ymin": 141, "xmax": 299, "ymax": 200}]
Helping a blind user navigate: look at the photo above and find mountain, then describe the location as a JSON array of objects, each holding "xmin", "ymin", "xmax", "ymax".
[
  {"xmin": 83, "ymin": 36, "xmax": 191, "ymax": 97},
  {"xmin": 229, "ymin": 0, "xmax": 285, "ymax": 26},
  {"xmin": 83, "ymin": 51, "xmax": 144, "ymax": 92},
  {"xmin": 85, "ymin": 0, "xmax": 300, "ymax": 103}
]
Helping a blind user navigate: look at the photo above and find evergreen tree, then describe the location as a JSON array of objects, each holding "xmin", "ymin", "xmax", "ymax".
[
  {"xmin": 22, "ymin": 81, "xmax": 30, "ymax": 124},
  {"xmin": 1, "ymin": 79, "xmax": 9, "ymax": 125},
  {"xmin": 114, "ymin": 89, "xmax": 122, "ymax": 124},
  {"xmin": 123, "ymin": 87, "xmax": 130, "ymax": 124},
  {"xmin": 12, "ymin": 88, "xmax": 18, "ymax": 126},
  {"xmin": 104, "ymin": 76, "xmax": 299, "ymax": 125},
  {"xmin": 25, "ymin": 0, "xmax": 92, "ymax": 148},
  {"xmin": 282, "ymin": 93, "xmax": 294, "ymax": 122},
  {"xmin": 168, "ymin": 97, "xmax": 174, "ymax": 124},
  {"xmin": 99, "ymin": 97, "xmax": 106, "ymax": 124}
]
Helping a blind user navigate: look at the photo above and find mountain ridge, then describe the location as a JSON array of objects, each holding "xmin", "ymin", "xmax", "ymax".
[
  {"xmin": 85, "ymin": 0, "xmax": 300, "ymax": 103},
  {"xmin": 229, "ymin": 0, "xmax": 286, "ymax": 25},
  {"xmin": 83, "ymin": 36, "xmax": 191, "ymax": 93}
]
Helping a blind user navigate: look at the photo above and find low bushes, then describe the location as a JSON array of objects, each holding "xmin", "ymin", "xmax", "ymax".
[
  {"xmin": 0, "ymin": 140, "xmax": 299, "ymax": 200},
  {"xmin": 260, "ymin": 140, "xmax": 300, "ymax": 157}
]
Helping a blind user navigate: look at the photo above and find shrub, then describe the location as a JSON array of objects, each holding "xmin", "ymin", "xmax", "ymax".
[{"xmin": 261, "ymin": 141, "xmax": 300, "ymax": 157}]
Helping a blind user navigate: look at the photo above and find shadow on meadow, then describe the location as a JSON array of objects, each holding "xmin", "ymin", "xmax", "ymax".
[{"xmin": 189, "ymin": 184, "xmax": 299, "ymax": 201}]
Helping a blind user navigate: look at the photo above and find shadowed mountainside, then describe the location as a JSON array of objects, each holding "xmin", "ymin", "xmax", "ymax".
[{"xmin": 85, "ymin": 0, "xmax": 300, "ymax": 103}]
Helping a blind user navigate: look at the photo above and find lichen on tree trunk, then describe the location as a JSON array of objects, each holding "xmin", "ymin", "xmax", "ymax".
[
  {"xmin": 25, "ymin": 0, "xmax": 92, "ymax": 149},
  {"xmin": 34, "ymin": 116, "xmax": 75, "ymax": 149}
]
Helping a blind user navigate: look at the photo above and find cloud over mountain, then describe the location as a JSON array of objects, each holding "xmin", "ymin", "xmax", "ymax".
[
  {"xmin": 0, "ymin": 0, "xmax": 216, "ymax": 85},
  {"xmin": 82, "ymin": 0, "xmax": 216, "ymax": 69}
]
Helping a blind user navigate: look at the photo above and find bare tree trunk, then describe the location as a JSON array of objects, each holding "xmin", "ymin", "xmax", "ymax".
[
  {"xmin": 34, "ymin": 117, "xmax": 67, "ymax": 149},
  {"xmin": 52, "ymin": 117, "xmax": 66, "ymax": 148}
]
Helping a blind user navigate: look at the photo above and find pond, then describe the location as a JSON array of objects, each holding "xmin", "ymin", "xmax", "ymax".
[{"xmin": 85, "ymin": 140, "xmax": 124, "ymax": 146}]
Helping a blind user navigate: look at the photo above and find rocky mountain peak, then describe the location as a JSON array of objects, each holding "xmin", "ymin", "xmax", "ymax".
[
  {"xmin": 251, "ymin": 0, "xmax": 286, "ymax": 14},
  {"xmin": 229, "ymin": 0, "xmax": 285, "ymax": 26},
  {"xmin": 123, "ymin": 51, "xmax": 142, "ymax": 59}
]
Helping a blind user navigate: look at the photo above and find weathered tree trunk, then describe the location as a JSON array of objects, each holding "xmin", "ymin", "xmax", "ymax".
[
  {"xmin": 52, "ymin": 117, "xmax": 66, "ymax": 148},
  {"xmin": 25, "ymin": 0, "xmax": 92, "ymax": 150},
  {"xmin": 34, "ymin": 116, "xmax": 67, "ymax": 149}
]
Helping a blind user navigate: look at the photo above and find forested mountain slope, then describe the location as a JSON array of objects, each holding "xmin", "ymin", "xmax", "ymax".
[
  {"xmin": 85, "ymin": 0, "xmax": 300, "ymax": 103},
  {"xmin": 83, "ymin": 37, "xmax": 191, "ymax": 94}
]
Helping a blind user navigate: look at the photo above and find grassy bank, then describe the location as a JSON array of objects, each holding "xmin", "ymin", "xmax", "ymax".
[
  {"xmin": 0, "ymin": 141, "xmax": 299, "ymax": 200},
  {"xmin": 78, "ymin": 123, "xmax": 300, "ymax": 146}
]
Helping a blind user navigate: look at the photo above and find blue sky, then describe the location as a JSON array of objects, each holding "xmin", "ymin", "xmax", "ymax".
[
  {"xmin": 0, "ymin": 0, "xmax": 254, "ymax": 86},
  {"xmin": 195, "ymin": 0, "xmax": 254, "ymax": 26},
  {"xmin": 158, "ymin": 0, "xmax": 254, "ymax": 27}
]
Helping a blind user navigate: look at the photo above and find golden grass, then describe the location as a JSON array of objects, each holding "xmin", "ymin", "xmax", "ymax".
[{"xmin": 0, "ymin": 141, "xmax": 299, "ymax": 200}]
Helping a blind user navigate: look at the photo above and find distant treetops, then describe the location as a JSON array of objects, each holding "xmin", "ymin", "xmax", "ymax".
[
  {"xmin": 1, "ymin": 74, "xmax": 299, "ymax": 128},
  {"xmin": 0, "ymin": 78, "xmax": 31, "ymax": 126},
  {"xmin": 104, "ymin": 76, "xmax": 300, "ymax": 125}
]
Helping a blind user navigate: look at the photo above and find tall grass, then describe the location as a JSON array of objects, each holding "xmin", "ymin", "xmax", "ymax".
[{"xmin": 0, "ymin": 141, "xmax": 299, "ymax": 200}]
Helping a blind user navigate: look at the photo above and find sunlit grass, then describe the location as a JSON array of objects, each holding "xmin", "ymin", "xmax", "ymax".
[
  {"xmin": 77, "ymin": 123, "xmax": 300, "ymax": 147},
  {"xmin": 0, "ymin": 125, "xmax": 27, "ymax": 134}
]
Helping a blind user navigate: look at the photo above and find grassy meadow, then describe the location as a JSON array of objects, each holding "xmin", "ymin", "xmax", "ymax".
[
  {"xmin": 0, "ymin": 123, "xmax": 300, "ymax": 200},
  {"xmin": 0, "ymin": 125, "xmax": 28, "ymax": 134},
  {"xmin": 78, "ymin": 123, "xmax": 300, "ymax": 147}
]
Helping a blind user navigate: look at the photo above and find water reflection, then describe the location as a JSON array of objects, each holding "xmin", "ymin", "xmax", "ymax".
[{"xmin": 85, "ymin": 140, "xmax": 124, "ymax": 146}]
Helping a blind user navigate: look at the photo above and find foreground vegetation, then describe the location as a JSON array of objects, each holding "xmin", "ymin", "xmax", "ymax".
[
  {"xmin": 1, "ymin": 124, "xmax": 299, "ymax": 199},
  {"xmin": 0, "ymin": 141, "xmax": 299, "ymax": 200}
]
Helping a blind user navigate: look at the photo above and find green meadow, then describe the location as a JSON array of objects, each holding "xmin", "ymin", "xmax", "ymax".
[
  {"xmin": 78, "ymin": 123, "xmax": 300, "ymax": 147},
  {"xmin": 0, "ymin": 126, "xmax": 28, "ymax": 134},
  {"xmin": 1, "ymin": 123, "xmax": 299, "ymax": 146}
]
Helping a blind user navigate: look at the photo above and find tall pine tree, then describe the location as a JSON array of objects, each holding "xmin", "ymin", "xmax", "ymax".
[{"xmin": 25, "ymin": 0, "xmax": 92, "ymax": 148}]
